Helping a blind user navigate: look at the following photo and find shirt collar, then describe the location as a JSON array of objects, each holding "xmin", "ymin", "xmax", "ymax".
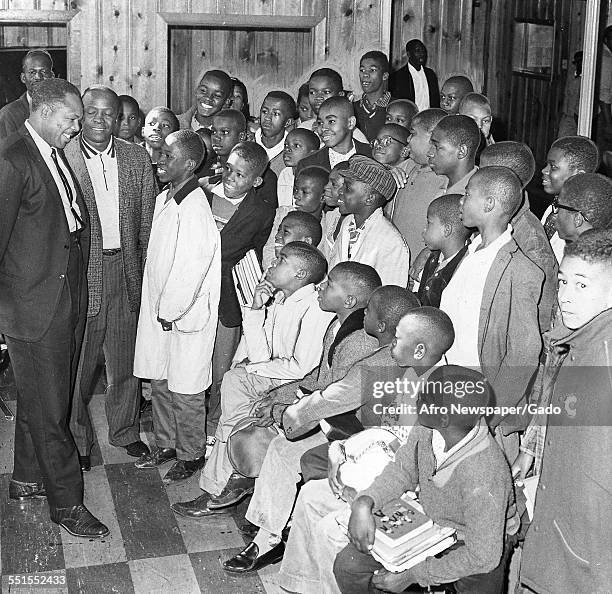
[
  {"xmin": 432, "ymin": 421, "xmax": 480, "ymax": 465},
  {"xmin": 360, "ymin": 91, "xmax": 392, "ymax": 110},
  {"xmin": 274, "ymin": 283, "xmax": 317, "ymax": 305},
  {"xmin": 80, "ymin": 135, "xmax": 115, "ymax": 158},
  {"xmin": 468, "ymin": 224, "xmax": 513, "ymax": 255},
  {"xmin": 407, "ymin": 62, "xmax": 425, "ymax": 75},
  {"xmin": 348, "ymin": 207, "xmax": 383, "ymax": 231},
  {"xmin": 329, "ymin": 141, "xmax": 356, "ymax": 159}
]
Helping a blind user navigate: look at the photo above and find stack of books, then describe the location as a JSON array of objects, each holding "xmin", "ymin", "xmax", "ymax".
[
  {"xmin": 232, "ymin": 249, "xmax": 263, "ymax": 307},
  {"xmin": 338, "ymin": 495, "xmax": 456, "ymax": 573}
]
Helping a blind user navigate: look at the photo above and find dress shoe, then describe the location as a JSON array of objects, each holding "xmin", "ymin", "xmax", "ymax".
[
  {"xmin": 50, "ymin": 504, "xmax": 109, "ymax": 538},
  {"xmin": 223, "ymin": 541, "xmax": 285, "ymax": 573},
  {"xmin": 163, "ymin": 456, "xmax": 206, "ymax": 483},
  {"xmin": 9, "ymin": 480, "xmax": 46, "ymax": 501},
  {"xmin": 79, "ymin": 455, "xmax": 91, "ymax": 472},
  {"xmin": 124, "ymin": 440, "xmax": 150, "ymax": 458},
  {"xmin": 171, "ymin": 492, "xmax": 228, "ymax": 518},
  {"xmin": 207, "ymin": 473, "xmax": 255, "ymax": 509},
  {"xmin": 134, "ymin": 447, "xmax": 176, "ymax": 469}
]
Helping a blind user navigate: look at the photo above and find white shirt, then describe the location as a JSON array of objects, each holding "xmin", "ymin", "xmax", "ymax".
[
  {"xmin": 408, "ymin": 63, "xmax": 430, "ymax": 111},
  {"xmin": 255, "ymin": 128, "xmax": 287, "ymax": 163},
  {"xmin": 440, "ymin": 225, "xmax": 513, "ymax": 366},
  {"xmin": 540, "ymin": 205, "xmax": 566, "ymax": 264},
  {"xmin": 276, "ymin": 166, "xmax": 295, "ymax": 208},
  {"xmin": 329, "ymin": 142, "xmax": 357, "ymax": 170},
  {"xmin": 25, "ymin": 120, "xmax": 81, "ymax": 232},
  {"xmin": 242, "ymin": 283, "xmax": 334, "ymax": 380},
  {"xmin": 81, "ymin": 136, "xmax": 120, "ymax": 249}
]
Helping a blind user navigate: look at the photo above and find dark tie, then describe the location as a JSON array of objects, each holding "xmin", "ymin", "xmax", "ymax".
[
  {"xmin": 51, "ymin": 147, "xmax": 84, "ymax": 229},
  {"xmin": 542, "ymin": 209, "xmax": 557, "ymax": 240}
]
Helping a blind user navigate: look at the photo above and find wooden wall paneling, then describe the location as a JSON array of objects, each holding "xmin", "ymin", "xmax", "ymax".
[
  {"xmin": 422, "ymin": 0, "xmax": 441, "ymax": 81},
  {"xmin": 127, "ymin": 0, "xmax": 156, "ymax": 110},
  {"xmin": 471, "ymin": 0, "xmax": 489, "ymax": 93},
  {"xmin": 389, "ymin": 0, "xmax": 424, "ymax": 71},
  {"xmin": 100, "ymin": 0, "xmax": 129, "ymax": 94},
  {"xmin": 2, "ymin": 0, "xmax": 34, "ymax": 47}
]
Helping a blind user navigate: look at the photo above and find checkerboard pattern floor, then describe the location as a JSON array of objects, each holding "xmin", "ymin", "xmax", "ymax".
[{"xmin": 0, "ymin": 376, "xmax": 283, "ymax": 594}]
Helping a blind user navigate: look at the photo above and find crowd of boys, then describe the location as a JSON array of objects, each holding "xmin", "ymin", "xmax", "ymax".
[{"xmin": 1, "ymin": 43, "xmax": 611, "ymax": 594}]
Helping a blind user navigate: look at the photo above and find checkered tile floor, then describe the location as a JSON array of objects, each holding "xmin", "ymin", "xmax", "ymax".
[{"xmin": 0, "ymin": 376, "xmax": 283, "ymax": 594}]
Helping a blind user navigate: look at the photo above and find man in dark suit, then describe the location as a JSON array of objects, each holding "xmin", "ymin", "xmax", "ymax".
[
  {"xmin": 65, "ymin": 86, "xmax": 156, "ymax": 470},
  {"xmin": 0, "ymin": 78, "xmax": 108, "ymax": 538},
  {"xmin": 389, "ymin": 39, "xmax": 440, "ymax": 110},
  {"xmin": 0, "ymin": 49, "xmax": 55, "ymax": 138}
]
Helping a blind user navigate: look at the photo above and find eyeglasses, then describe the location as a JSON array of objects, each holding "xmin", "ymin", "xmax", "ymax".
[
  {"xmin": 371, "ymin": 135, "xmax": 407, "ymax": 148},
  {"xmin": 552, "ymin": 197, "xmax": 590, "ymax": 222}
]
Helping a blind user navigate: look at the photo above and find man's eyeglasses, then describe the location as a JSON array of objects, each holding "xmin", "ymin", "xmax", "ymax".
[
  {"xmin": 552, "ymin": 197, "xmax": 589, "ymax": 222},
  {"xmin": 371, "ymin": 135, "xmax": 407, "ymax": 148}
]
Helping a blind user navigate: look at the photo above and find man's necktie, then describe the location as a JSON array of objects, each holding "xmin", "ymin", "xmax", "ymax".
[
  {"xmin": 51, "ymin": 147, "xmax": 84, "ymax": 230},
  {"xmin": 543, "ymin": 209, "xmax": 557, "ymax": 240}
]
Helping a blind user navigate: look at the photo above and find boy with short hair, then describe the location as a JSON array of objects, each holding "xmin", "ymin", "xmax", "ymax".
[
  {"xmin": 458, "ymin": 92, "xmax": 494, "ymax": 145},
  {"xmin": 371, "ymin": 123, "xmax": 410, "ymax": 167},
  {"xmin": 335, "ymin": 365, "xmax": 517, "ymax": 594},
  {"xmin": 211, "ymin": 263, "xmax": 385, "ymax": 570},
  {"xmin": 300, "ymin": 68, "xmax": 369, "ymax": 144},
  {"xmin": 388, "ymin": 108, "xmax": 447, "ymax": 261},
  {"xmin": 262, "ymin": 128, "xmax": 320, "ymax": 268},
  {"xmin": 553, "ymin": 172, "xmax": 612, "ymax": 242},
  {"xmin": 133, "ymin": 130, "xmax": 220, "ymax": 482},
  {"xmin": 293, "ymin": 165, "xmax": 329, "ymax": 220},
  {"xmin": 540, "ymin": 135, "xmax": 599, "ymax": 262},
  {"xmin": 256, "ymin": 90, "xmax": 296, "ymax": 175},
  {"xmin": 116, "ymin": 94, "xmax": 142, "ymax": 143},
  {"xmin": 353, "ymin": 51, "xmax": 393, "ymax": 142},
  {"xmin": 416, "ymin": 194, "xmax": 470, "ymax": 307},
  {"xmin": 177, "ymin": 68, "xmax": 233, "ymax": 131},
  {"xmin": 298, "ymin": 96, "xmax": 372, "ymax": 174},
  {"xmin": 480, "ymin": 141, "xmax": 558, "ymax": 332},
  {"xmin": 329, "ymin": 155, "xmax": 410, "ymax": 286},
  {"xmin": 427, "ymin": 114, "xmax": 480, "ymax": 195},
  {"xmin": 174, "ymin": 241, "xmax": 334, "ymax": 515},
  {"xmin": 141, "ymin": 106, "xmax": 180, "ymax": 170},
  {"xmin": 277, "ymin": 307, "xmax": 457, "ymax": 593},
  {"xmin": 440, "ymin": 166, "xmax": 544, "ymax": 451},
  {"xmin": 296, "ymin": 82, "xmax": 314, "ymax": 124},
  {"xmin": 385, "ymin": 98, "xmax": 419, "ymax": 129},
  {"xmin": 273, "ymin": 211, "xmax": 322, "ymax": 258},
  {"xmin": 519, "ymin": 229, "xmax": 612, "ymax": 593},
  {"xmin": 440, "ymin": 75, "xmax": 474, "ymax": 114}
]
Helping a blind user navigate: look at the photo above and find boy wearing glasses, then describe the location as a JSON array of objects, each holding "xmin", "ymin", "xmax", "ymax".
[
  {"xmin": 370, "ymin": 123, "xmax": 410, "ymax": 167},
  {"xmin": 553, "ymin": 173, "xmax": 612, "ymax": 242},
  {"xmin": 353, "ymin": 51, "xmax": 394, "ymax": 142}
]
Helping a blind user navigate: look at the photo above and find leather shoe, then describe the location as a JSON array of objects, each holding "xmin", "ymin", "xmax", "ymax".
[
  {"xmin": 79, "ymin": 455, "xmax": 91, "ymax": 472},
  {"xmin": 207, "ymin": 473, "xmax": 255, "ymax": 509},
  {"xmin": 124, "ymin": 440, "xmax": 150, "ymax": 458},
  {"xmin": 171, "ymin": 492, "xmax": 227, "ymax": 518},
  {"xmin": 9, "ymin": 480, "xmax": 46, "ymax": 501},
  {"xmin": 223, "ymin": 541, "xmax": 285, "ymax": 573},
  {"xmin": 163, "ymin": 456, "xmax": 206, "ymax": 483},
  {"xmin": 50, "ymin": 504, "xmax": 109, "ymax": 538},
  {"xmin": 134, "ymin": 447, "xmax": 176, "ymax": 468}
]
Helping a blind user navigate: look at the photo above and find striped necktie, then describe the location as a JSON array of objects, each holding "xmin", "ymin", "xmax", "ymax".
[{"xmin": 51, "ymin": 147, "xmax": 84, "ymax": 230}]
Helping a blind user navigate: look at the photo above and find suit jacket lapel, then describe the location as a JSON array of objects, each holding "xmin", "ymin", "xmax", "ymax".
[
  {"xmin": 115, "ymin": 139, "xmax": 130, "ymax": 241},
  {"xmin": 21, "ymin": 128, "xmax": 71, "ymax": 235},
  {"xmin": 221, "ymin": 190, "xmax": 259, "ymax": 237}
]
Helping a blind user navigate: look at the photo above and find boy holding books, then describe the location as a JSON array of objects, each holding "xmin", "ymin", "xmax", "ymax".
[
  {"xmin": 133, "ymin": 130, "xmax": 220, "ymax": 482},
  {"xmin": 335, "ymin": 365, "xmax": 517, "ymax": 594}
]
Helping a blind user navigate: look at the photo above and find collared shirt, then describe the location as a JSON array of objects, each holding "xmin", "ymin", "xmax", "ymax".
[
  {"xmin": 211, "ymin": 182, "xmax": 246, "ymax": 230},
  {"xmin": 190, "ymin": 113, "xmax": 211, "ymax": 132},
  {"xmin": 540, "ymin": 205, "xmax": 566, "ymax": 264},
  {"xmin": 438, "ymin": 166, "xmax": 478, "ymax": 197},
  {"xmin": 277, "ymin": 166, "xmax": 295, "ymax": 208},
  {"xmin": 81, "ymin": 135, "xmax": 120, "ymax": 248},
  {"xmin": 329, "ymin": 142, "xmax": 357, "ymax": 170},
  {"xmin": 25, "ymin": 120, "xmax": 82, "ymax": 232},
  {"xmin": 440, "ymin": 225, "xmax": 513, "ymax": 366},
  {"xmin": 358, "ymin": 91, "xmax": 392, "ymax": 117},
  {"xmin": 432, "ymin": 423, "xmax": 479, "ymax": 469},
  {"xmin": 408, "ymin": 63, "xmax": 430, "ymax": 110},
  {"xmin": 243, "ymin": 283, "xmax": 334, "ymax": 380},
  {"xmin": 255, "ymin": 128, "xmax": 287, "ymax": 163}
]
